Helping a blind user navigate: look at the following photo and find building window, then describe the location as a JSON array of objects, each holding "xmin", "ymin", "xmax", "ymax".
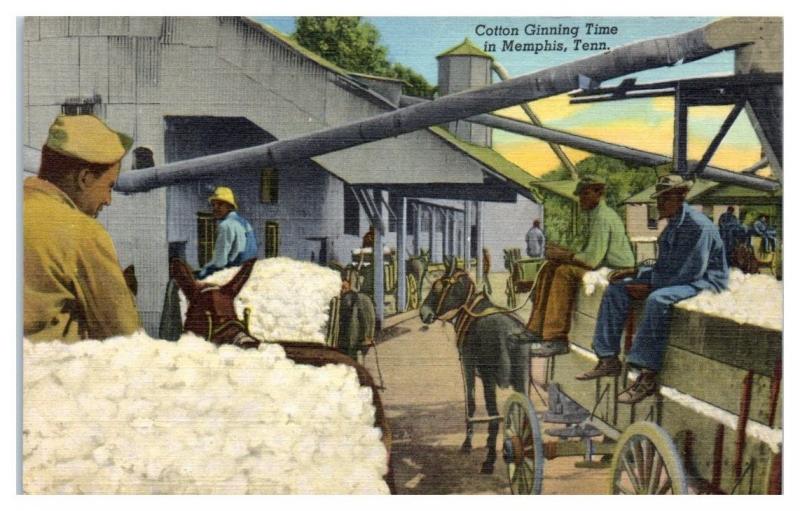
[
  {"xmin": 260, "ymin": 168, "xmax": 279, "ymax": 204},
  {"xmin": 646, "ymin": 204, "xmax": 659, "ymax": 230},
  {"xmin": 197, "ymin": 212, "xmax": 217, "ymax": 267},
  {"xmin": 265, "ymin": 222, "xmax": 279, "ymax": 258},
  {"xmin": 61, "ymin": 94, "xmax": 104, "ymax": 116},
  {"xmin": 343, "ymin": 185, "xmax": 360, "ymax": 236}
]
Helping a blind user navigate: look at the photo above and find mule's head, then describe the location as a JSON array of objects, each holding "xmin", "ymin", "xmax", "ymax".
[
  {"xmin": 419, "ymin": 257, "xmax": 474, "ymax": 324},
  {"xmin": 170, "ymin": 258, "xmax": 257, "ymax": 345}
]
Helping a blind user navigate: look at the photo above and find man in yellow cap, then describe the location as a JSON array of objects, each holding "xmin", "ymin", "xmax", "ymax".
[
  {"xmin": 196, "ymin": 186, "xmax": 258, "ymax": 279},
  {"xmin": 24, "ymin": 114, "xmax": 141, "ymax": 341}
]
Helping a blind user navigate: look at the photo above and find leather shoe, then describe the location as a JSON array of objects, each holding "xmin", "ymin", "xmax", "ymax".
[
  {"xmin": 617, "ymin": 370, "xmax": 659, "ymax": 404},
  {"xmin": 530, "ymin": 341, "xmax": 570, "ymax": 358},
  {"xmin": 575, "ymin": 356, "xmax": 622, "ymax": 380}
]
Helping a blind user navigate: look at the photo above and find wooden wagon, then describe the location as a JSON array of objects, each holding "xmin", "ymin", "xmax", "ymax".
[
  {"xmin": 344, "ymin": 248, "xmax": 427, "ymax": 310},
  {"xmin": 500, "ymin": 283, "xmax": 782, "ymax": 495},
  {"xmin": 503, "ymin": 248, "xmax": 544, "ymax": 308}
]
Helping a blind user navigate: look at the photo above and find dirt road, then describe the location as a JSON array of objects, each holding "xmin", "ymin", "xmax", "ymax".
[{"xmin": 361, "ymin": 313, "xmax": 611, "ymax": 495}]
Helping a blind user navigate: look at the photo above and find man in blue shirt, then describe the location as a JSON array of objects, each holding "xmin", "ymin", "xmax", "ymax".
[
  {"xmin": 752, "ymin": 214, "xmax": 777, "ymax": 253},
  {"xmin": 197, "ymin": 186, "xmax": 258, "ymax": 279},
  {"xmin": 576, "ymin": 175, "xmax": 729, "ymax": 404},
  {"xmin": 525, "ymin": 219, "xmax": 545, "ymax": 259}
]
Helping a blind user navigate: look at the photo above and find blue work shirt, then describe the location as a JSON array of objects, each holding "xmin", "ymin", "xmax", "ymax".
[
  {"xmin": 198, "ymin": 211, "xmax": 258, "ymax": 278},
  {"xmin": 640, "ymin": 203, "xmax": 728, "ymax": 292}
]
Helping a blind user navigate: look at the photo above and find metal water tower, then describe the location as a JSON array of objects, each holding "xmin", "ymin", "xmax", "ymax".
[{"xmin": 437, "ymin": 38, "xmax": 493, "ymax": 147}]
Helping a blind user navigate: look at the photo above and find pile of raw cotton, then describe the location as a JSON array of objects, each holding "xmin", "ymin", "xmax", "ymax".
[
  {"xmin": 581, "ymin": 267, "xmax": 613, "ymax": 296},
  {"xmin": 675, "ymin": 268, "xmax": 782, "ymax": 331},
  {"xmin": 581, "ymin": 267, "xmax": 782, "ymax": 331},
  {"xmin": 23, "ymin": 333, "xmax": 389, "ymax": 494},
  {"xmin": 185, "ymin": 257, "xmax": 342, "ymax": 343}
]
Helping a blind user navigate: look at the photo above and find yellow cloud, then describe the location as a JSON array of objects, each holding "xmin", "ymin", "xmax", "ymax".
[
  {"xmin": 494, "ymin": 93, "xmax": 591, "ymax": 124},
  {"xmin": 493, "ymin": 113, "xmax": 763, "ymax": 177}
]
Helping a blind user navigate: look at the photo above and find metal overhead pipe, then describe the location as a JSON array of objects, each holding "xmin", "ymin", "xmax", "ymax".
[
  {"xmin": 117, "ymin": 19, "xmax": 744, "ymax": 194},
  {"xmin": 492, "ymin": 61, "xmax": 579, "ymax": 180},
  {"xmin": 399, "ymin": 96, "xmax": 780, "ymax": 192}
]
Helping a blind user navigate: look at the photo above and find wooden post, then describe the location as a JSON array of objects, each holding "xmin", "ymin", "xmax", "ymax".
[
  {"xmin": 428, "ymin": 205, "xmax": 435, "ymax": 262},
  {"xmin": 373, "ymin": 189, "xmax": 384, "ymax": 330},
  {"xmin": 397, "ymin": 196, "xmax": 407, "ymax": 313},
  {"xmin": 463, "ymin": 201, "xmax": 472, "ymax": 274},
  {"xmin": 413, "ymin": 202, "xmax": 421, "ymax": 256},
  {"xmin": 442, "ymin": 208, "xmax": 449, "ymax": 259},
  {"xmin": 475, "ymin": 201, "xmax": 484, "ymax": 286}
]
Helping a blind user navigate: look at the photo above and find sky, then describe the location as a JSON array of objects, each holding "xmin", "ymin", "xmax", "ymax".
[{"xmin": 257, "ymin": 16, "xmax": 765, "ymax": 177}]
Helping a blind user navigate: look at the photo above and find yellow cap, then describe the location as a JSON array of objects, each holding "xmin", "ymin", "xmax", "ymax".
[
  {"xmin": 208, "ymin": 186, "xmax": 238, "ymax": 209},
  {"xmin": 46, "ymin": 114, "xmax": 133, "ymax": 165}
]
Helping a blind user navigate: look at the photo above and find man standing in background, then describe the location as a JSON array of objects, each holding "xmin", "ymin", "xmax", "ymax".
[{"xmin": 525, "ymin": 219, "xmax": 545, "ymax": 259}]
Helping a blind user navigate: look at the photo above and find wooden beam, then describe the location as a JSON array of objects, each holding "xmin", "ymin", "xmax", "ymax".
[
  {"xmin": 673, "ymin": 85, "xmax": 689, "ymax": 176},
  {"xmin": 693, "ymin": 101, "xmax": 745, "ymax": 175}
]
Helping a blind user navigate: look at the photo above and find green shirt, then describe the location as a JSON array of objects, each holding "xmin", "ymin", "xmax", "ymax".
[{"xmin": 573, "ymin": 200, "xmax": 635, "ymax": 269}]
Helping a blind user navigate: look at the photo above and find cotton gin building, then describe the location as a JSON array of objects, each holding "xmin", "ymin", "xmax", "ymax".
[{"xmin": 23, "ymin": 17, "xmax": 541, "ymax": 334}]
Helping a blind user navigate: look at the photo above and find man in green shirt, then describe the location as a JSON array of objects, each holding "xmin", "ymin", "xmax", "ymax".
[{"xmin": 527, "ymin": 175, "xmax": 635, "ymax": 357}]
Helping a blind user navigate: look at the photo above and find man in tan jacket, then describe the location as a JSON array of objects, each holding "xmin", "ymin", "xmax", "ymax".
[{"xmin": 24, "ymin": 114, "xmax": 140, "ymax": 341}]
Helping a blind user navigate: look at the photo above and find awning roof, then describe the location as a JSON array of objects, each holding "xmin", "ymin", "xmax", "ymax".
[
  {"xmin": 624, "ymin": 178, "xmax": 719, "ymax": 204},
  {"xmin": 688, "ymin": 181, "xmax": 783, "ymax": 206}
]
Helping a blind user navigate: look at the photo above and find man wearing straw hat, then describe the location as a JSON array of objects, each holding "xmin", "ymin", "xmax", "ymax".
[
  {"xmin": 196, "ymin": 186, "xmax": 258, "ymax": 279},
  {"xmin": 576, "ymin": 175, "xmax": 729, "ymax": 404},
  {"xmin": 24, "ymin": 114, "xmax": 140, "ymax": 341}
]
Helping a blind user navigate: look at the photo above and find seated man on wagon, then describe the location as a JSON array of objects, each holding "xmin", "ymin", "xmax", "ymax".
[
  {"xmin": 527, "ymin": 175, "xmax": 635, "ymax": 357},
  {"xmin": 576, "ymin": 175, "xmax": 729, "ymax": 404}
]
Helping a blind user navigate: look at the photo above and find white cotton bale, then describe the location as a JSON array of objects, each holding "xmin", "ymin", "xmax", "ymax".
[
  {"xmin": 675, "ymin": 269, "xmax": 782, "ymax": 331},
  {"xmin": 23, "ymin": 334, "xmax": 388, "ymax": 495},
  {"xmin": 183, "ymin": 257, "xmax": 342, "ymax": 344}
]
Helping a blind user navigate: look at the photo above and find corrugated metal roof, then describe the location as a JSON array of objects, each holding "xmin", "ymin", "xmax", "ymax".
[
  {"xmin": 530, "ymin": 179, "xmax": 579, "ymax": 202},
  {"xmin": 688, "ymin": 181, "xmax": 782, "ymax": 205},
  {"xmin": 437, "ymin": 38, "xmax": 493, "ymax": 59},
  {"xmin": 349, "ymin": 71, "xmax": 409, "ymax": 85},
  {"xmin": 624, "ymin": 178, "xmax": 719, "ymax": 204},
  {"xmin": 427, "ymin": 126, "xmax": 537, "ymax": 196},
  {"xmin": 242, "ymin": 18, "xmax": 353, "ymax": 77}
]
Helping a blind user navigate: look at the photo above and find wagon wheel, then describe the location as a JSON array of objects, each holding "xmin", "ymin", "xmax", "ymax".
[
  {"xmin": 502, "ymin": 392, "xmax": 544, "ymax": 495},
  {"xmin": 609, "ymin": 422, "xmax": 688, "ymax": 495},
  {"xmin": 505, "ymin": 277, "xmax": 517, "ymax": 308},
  {"xmin": 406, "ymin": 274, "xmax": 419, "ymax": 310}
]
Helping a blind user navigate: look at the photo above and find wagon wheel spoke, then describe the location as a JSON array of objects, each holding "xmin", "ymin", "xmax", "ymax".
[
  {"xmin": 610, "ymin": 422, "xmax": 687, "ymax": 495},
  {"xmin": 657, "ymin": 478, "xmax": 673, "ymax": 495},
  {"xmin": 647, "ymin": 451, "xmax": 664, "ymax": 494},
  {"xmin": 641, "ymin": 439, "xmax": 654, "ymax": 488},
  {"xmin": 622, "ymin": 449, "xmax": 642, "ymax": 492},
  {"xmin": 615, "ymin": 481, "xmax": 634, "ymax": 495},
  {"xmin": 513, "ymin": 404, "xmax": 523, "ymax": 436},
  {"xmin": 632, "ymin": 438, "xmax": 645, "ymax": 490}
]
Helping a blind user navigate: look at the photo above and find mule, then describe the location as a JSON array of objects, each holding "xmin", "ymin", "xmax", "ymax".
[{"xmin": 419, "ymin": 258, "xmax": 535, "ymax": 474}]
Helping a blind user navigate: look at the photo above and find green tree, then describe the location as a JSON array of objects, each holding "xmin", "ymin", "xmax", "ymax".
[{"xmin": 293, "ymin": 17, "xmax": 436, "ymax": 98}]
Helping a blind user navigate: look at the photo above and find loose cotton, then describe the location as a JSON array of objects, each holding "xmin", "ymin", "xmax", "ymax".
[
  {"xmin": 182, "ymin": 257, "xmax": 342, "ymax": 343},
  {"xmin": 23, "ymin": 333, "xmax": 389, "ymax": 494},
  {"xmin": 581, "ymin": 268, "xmax": 782, "ymax": 332}
]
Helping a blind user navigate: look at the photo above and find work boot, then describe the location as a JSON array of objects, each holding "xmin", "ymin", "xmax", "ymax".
[
  {"xmin": 575, "ymin": 356, "xmax": 621, "ymax": 380},
  {"xmin": 617, "ymin": 370, "xmax": 659, "ymax": 404},
  {"xmin": 530, "ymin": 340, "xmax": 570, "ymax": 358}
]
